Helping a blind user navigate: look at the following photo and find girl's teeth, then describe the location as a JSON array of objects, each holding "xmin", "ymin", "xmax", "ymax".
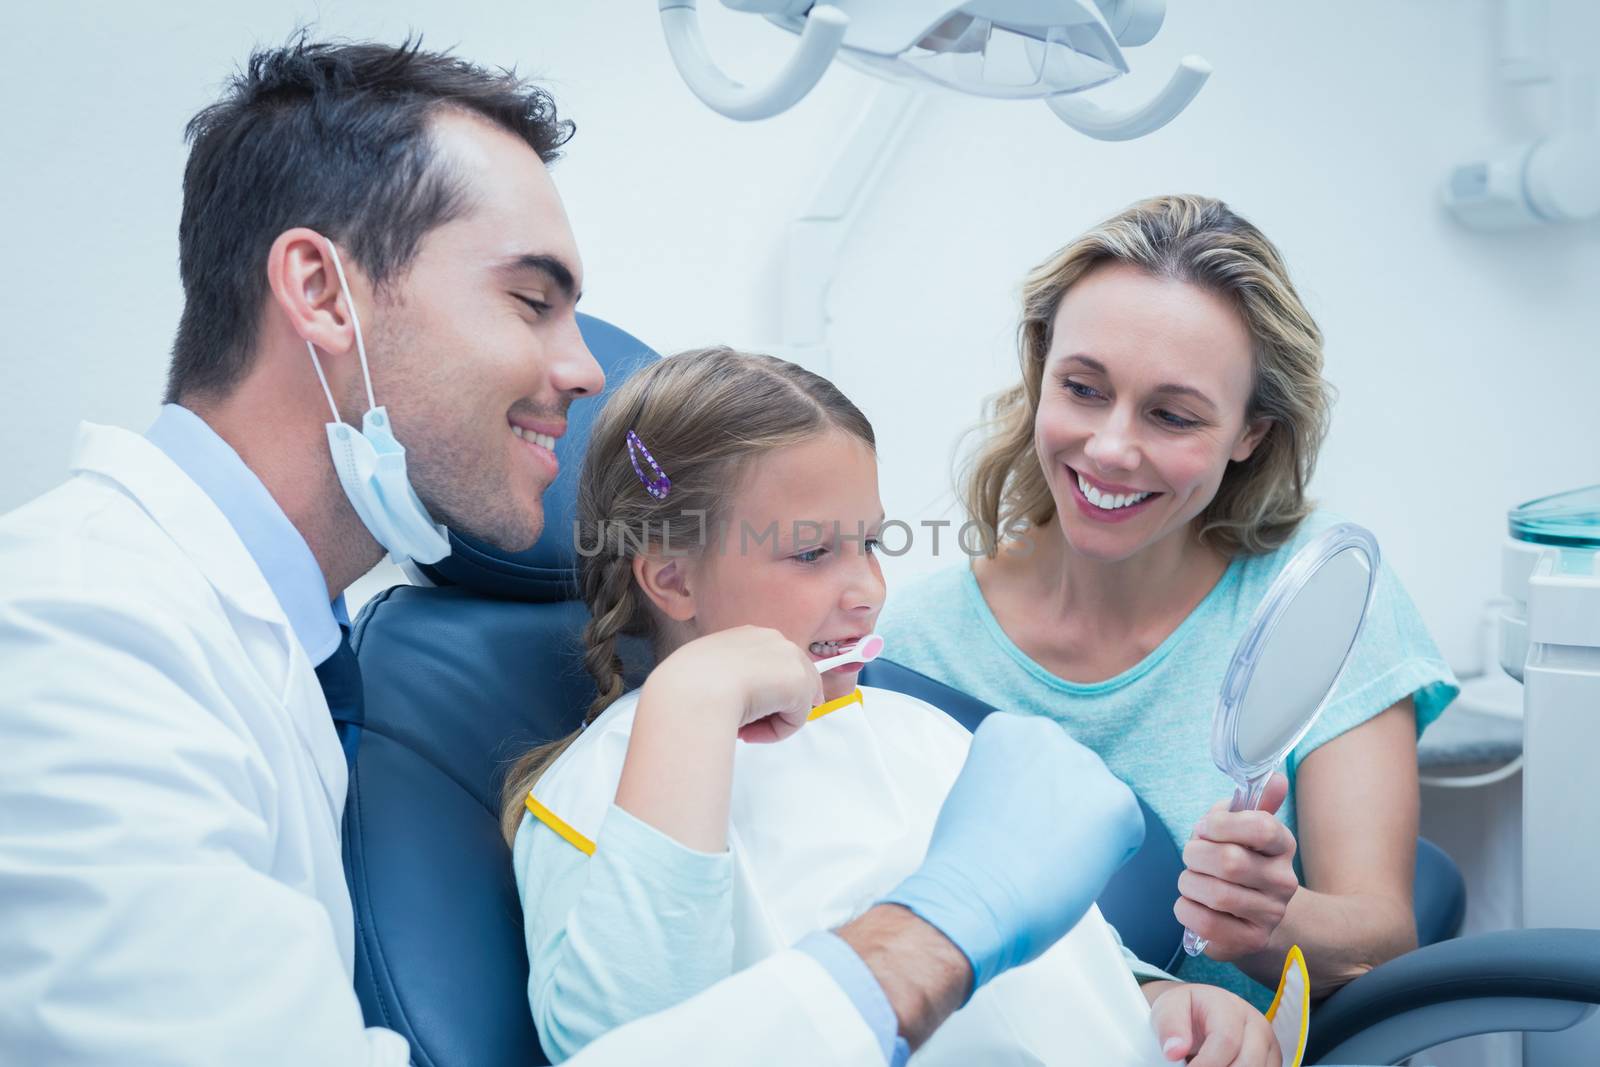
[{"xmin": 1076, "ymin": 472, "xmax": 1153, "ymax": 511}]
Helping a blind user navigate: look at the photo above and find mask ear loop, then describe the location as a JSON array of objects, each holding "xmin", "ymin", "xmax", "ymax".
[
  {"xmin": 304, "ymin": 239, "xmax": 378, "ymax": 423},
  {"xmin": 306, "ymin": 340, "xmax": 343, "ymax": 425},
  {"xmin": 324, "ymin": 242, "xmax": 377, "ymax": 414}
]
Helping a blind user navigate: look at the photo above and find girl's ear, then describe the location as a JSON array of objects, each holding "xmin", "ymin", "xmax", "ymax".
[{"xmin": 632, "ymin": 554, "xmax": 697, "ymax": 623}]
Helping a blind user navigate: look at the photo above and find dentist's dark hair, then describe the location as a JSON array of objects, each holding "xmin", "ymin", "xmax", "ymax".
[{"xmin": 164, "ymin": 32, "xmax": 573, "ymax": 404}]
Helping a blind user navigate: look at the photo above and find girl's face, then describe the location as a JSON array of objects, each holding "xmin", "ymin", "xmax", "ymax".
[
  {"xmin": 686, "ymin": 430, "xmax": 886, "ymax": 702},
  {"xmin": 1033, "ymin": 262, "xmax": 1267, "ymax": 564}
]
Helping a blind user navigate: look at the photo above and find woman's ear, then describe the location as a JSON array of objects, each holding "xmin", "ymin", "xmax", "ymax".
[
  {"xmin": 1232, "ymin": 416, "xmax": 1272, "ymax": 463},
  {"xmin": 632, "ymin": 554, "xmax": 697, "ymax": 623}
]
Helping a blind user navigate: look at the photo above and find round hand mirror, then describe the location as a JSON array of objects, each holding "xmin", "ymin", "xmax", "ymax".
[{"xmin": 1182, "ymin": 522, "xmax": 1381, "ymax": 957}]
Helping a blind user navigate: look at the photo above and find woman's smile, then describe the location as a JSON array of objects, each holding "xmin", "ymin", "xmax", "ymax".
[{"xmin": 1066, "ymin": 465, "xmax": 1162, "ymax": 524}]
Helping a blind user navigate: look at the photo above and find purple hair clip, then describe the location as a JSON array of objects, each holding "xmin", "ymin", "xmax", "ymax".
[{"xmin": 625, "ymin": 429, "xmax": 672, "ymax": 501}]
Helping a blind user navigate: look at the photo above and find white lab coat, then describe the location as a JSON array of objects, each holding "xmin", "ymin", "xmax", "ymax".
[
  {"xmin": 0, "ymin": 423, "xmax": 885, "ymax": 1066},
  {"xmin": 567, "ymin": 948, "xmax": 882, "ymax": 1064}
]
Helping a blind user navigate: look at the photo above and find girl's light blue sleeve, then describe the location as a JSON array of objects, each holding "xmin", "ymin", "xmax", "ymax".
[
  {"xmin": 1111, "ymin": 924, "xmax": 1177, "ymax": 986},
  {"xmin": 513, "ymin": 802, "xmax": 735, "ymax": 1063}
]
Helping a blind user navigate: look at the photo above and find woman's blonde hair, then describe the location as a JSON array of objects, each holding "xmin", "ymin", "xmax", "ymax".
[
  {"xmin": 498, "ymin": 346, "xmax": 876, "ymax": 842},
  {"xmin": 963, "ymin": 194, "xmax": 1331, "ymax": 558}
]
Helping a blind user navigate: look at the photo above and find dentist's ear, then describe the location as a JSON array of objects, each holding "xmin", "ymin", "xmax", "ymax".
[
  {"xmin": 632, "ymin": 553, "xmax": 698, "ymax": 623},
  {"xmin": 266, "ymin": 227, "xmax": 360, "ymax": 360},
  {"xmin": 1230, "ymin": 416, "xmax": 1272, "ymax": 464}
]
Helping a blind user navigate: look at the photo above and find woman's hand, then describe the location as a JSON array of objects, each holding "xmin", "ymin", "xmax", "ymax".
[
  {"xmin": 1145, "ymin": 980, "xmax": 1282, "ymax": 1066},
  {"xmin": 651, "ymin": 625, "xmax": 824, "ymax": 743},
  {"xmin": 1175, "ymin": 773, "xmax": 1300, "ymax": 961}
]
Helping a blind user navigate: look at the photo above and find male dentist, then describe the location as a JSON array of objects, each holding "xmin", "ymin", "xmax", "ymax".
[{"xmin": 0, "ymin": 37, "xmax": 1143, "ymax": 1065}]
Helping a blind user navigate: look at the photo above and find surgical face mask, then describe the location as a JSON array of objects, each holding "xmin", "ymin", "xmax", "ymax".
[{"xmin": 305, "ymin": 243, "xmax": 451, "ymax": 566}]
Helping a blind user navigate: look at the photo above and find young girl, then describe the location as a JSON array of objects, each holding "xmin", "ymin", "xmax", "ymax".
[{"xmin": 501, "ymin": 348, "xmax": 1283, "ymax": 1065}]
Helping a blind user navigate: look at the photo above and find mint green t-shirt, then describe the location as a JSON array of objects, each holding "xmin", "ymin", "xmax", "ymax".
[{"xmin": 876, "ymin": 512, "xmax": 1459, "ymax": 1009}]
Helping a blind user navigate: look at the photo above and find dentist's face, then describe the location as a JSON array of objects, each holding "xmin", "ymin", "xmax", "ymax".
[
  {"xmin": 1033, "ymin": 262, "xmax": 1265, "ymax": 563},
  {"xmin": 356, "ymin": 111, "xmax": 605, "ymax": 553}
]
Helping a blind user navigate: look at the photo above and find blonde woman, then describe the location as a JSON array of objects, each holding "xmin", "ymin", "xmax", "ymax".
[{"xmin": 878, "ymin": 195, "xmax": 1458, "ymax": 1008}]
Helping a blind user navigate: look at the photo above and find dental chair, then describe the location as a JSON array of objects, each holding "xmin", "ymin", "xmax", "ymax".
[{"xmin": 344, "ymin": 315, "xmax": 1600, "ymax": 1067}]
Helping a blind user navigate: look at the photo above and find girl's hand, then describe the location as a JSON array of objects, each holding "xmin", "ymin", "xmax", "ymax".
[
  {"xmin": 1146, "ymin": 981, "xmax": 1282, "ymax": 1067},
  {"xmin": 621, "ymin": 627, "xmax": 823, "ymax": 852},
  {"xmin": 651, "ymin": 626, "xmax": 823, "ymax": 743},
  {"xmin": 1176, "ymin": 773, "xmax": 1300, "ymax": 961}
]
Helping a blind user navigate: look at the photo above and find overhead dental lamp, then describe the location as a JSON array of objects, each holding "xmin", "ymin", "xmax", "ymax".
[{"xmin": 659, "ymin": 0, "xmax": 1211, "ymax": 140}]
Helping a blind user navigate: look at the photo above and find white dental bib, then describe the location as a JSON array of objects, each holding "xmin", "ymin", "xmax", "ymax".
[{"xmin": 529, "ymin": 685, "xmax": 1169, "ymax": 1065}]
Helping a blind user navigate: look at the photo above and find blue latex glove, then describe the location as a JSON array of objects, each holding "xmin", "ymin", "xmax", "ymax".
[{"xmin": 880, "ymin": 712, "xmax": 1145, "ymax": 997}]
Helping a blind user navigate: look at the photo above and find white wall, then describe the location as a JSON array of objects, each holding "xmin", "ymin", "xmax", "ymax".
[{"xmin": 3, "ymin": 1, "xmax": 1597, "ymax": 670}]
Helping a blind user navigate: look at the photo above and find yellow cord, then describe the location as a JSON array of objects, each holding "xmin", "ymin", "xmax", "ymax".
[
  {"xmin": 524, "ymin": 793, "xmax": 596, "ymax": 856},
  {"xmin": 808, "ymin": 687, "xmax": 864, "ymax": 721},
  {"xmin": 526, "ymin": 688, "xmax": 866, "ymax": 857}
]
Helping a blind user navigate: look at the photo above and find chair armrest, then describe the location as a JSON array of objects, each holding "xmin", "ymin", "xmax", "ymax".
[{"xmin": 1307, "ymin": 928, "xmax": 1600, "ymax": 1064}]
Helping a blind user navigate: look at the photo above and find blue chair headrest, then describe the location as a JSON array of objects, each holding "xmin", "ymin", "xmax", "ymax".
[{"xmin": 416, "ymin": 314, "xmax": 660, "ymax": 602}]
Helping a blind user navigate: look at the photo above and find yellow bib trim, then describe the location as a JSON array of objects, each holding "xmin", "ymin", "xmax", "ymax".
[
  {"xmin": 526, "ymin": 687, "xmax": 864, "ymax": 856},
  {"xmin": 525, "ymin": 793, "xmax": 596, "ymax": 856},
  {"xmin": 1264, "ymin": 944, "xmax": 1310, "ymax": 1067},
  {"xmin": 808, "ymin": 687, "xmax": 864, "ymax": 721}
]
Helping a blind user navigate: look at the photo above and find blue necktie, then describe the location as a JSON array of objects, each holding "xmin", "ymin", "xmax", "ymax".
[{"xmin": 315, "ymin": 627, "xmax": 365, "ymax": 773}]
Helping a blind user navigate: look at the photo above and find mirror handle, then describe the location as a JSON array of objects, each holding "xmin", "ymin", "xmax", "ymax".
[{"xmin": 1181, "ymin": 772, "xmax": 1273, "ymax": 956}]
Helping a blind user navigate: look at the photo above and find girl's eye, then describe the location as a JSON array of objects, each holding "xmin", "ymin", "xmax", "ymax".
[
  {"xmin": 1154, "ymin": 409, "xmax": 1200, "ymax": 430},
  {"xmin": 794, "ymin": 547, "xmax": 828, "ymax": 564},
  {"xmin": 515, "ymin": 294, "xmax": 550, "ymax": 316},
  {"xmin": 864, "ymin": 537, "xmax": 882, "ymax": 555}
]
